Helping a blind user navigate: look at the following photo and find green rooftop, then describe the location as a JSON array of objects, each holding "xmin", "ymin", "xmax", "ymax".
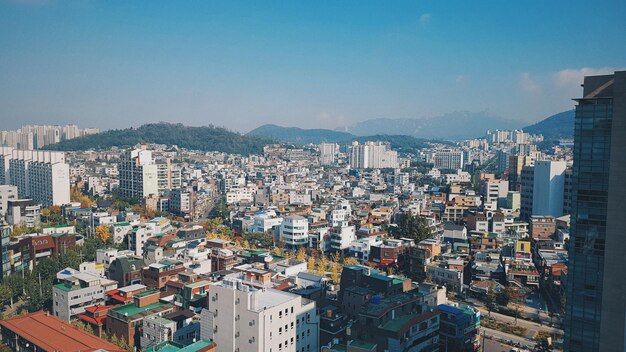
[
  {"xmin": 144, "ymin": 340, "xmax": 215, "ymax": 352},
  {"xmin": 380, "ymin": 312, "xmax": 423, "ymax": 333},
  {"xmin": 177, "ymin": 340, "xmax": 215, "ymax": 351},
  {"xmin": 348, "ymin": 339, "xmax": 377, "ymax": 350},
  {"xmin": 43, "ymin": 224, "xmax": 72, "ymax": 229},
  {"xmin": 53, "ymin": 283, "xmax": 73, "ymax": 292},
  {"xmin": 111, "ymin": 301, "xmax": 165, "ymax": 317},
  {"xmin": 135, "ymin": 289, "xmax": 158, "ymax": 297}
]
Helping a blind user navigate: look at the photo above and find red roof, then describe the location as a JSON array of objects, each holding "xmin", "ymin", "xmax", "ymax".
[
  {"xmin": 0, "ymin": 311, "xmax": 125, "ymax": 351},
  {"xmin": 84, "ymin": 304, "xmax": 115, "ymax": 314},
  {"xmin": 78, "ymin": 313, "xmax": 107, "ymax": 326}
]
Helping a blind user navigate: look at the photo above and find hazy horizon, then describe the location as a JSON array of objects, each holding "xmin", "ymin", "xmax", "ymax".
[{"xmin": 1, "ymin": 0, "xmax": 624, "ymax": 133}]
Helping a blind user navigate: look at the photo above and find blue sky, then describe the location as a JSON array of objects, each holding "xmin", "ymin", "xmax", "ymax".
[{"xmin": 1, "ymin": 0, "xmax": 624, "ymax": 132}]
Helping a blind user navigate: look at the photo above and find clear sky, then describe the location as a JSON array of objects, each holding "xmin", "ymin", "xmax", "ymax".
[{"xmin": 1, "ymin": 0, "xmax": 624, "ymax": 132}]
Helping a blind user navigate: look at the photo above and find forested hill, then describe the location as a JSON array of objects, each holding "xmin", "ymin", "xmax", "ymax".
[{"xmin": 45, "ymin": 123, "xmax": 273, "ymax": 155}]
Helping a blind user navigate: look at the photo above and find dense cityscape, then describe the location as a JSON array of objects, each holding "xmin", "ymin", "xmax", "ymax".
[
  {"xmin": 1, "ymin": 2, "xmax": 624, "ymax": 352},
  {"xmin": 0, "ymin": 71, "xmax": 623, "ymax": 352}
]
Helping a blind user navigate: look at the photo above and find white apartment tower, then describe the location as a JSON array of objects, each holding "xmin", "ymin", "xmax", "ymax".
[
  {"xmin": 350, "ymin": 141, "xmax": 398, "ymax": 169},
  {"xmin": 201, "ymin": 278, "xmax": 319, "ymax": 352},
  {"xmin": 119, "ymin": 147, "xmax": 159, "ymax": 199},
  {"xmin": 319, "ymin": 143, "xmax": 338, "ymax": 166},
  {"xmin": 532, "ymin": 160, "xmax": 567, "ymax": 217},
  {"xmin": 1, "ymin": 147, "xmax": 70, "ymax": 206}
]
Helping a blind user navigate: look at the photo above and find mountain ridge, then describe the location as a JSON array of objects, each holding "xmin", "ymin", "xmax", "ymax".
[
  {"xmin": 522, "ymin": 109, "xmax": 574, "ymax": 140},
  {"xmin": 44, "ymin": 123, "xmax": 272, "ymax": 155}
]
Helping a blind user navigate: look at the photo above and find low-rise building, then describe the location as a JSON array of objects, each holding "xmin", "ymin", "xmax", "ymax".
[
  {"xmin": 106, "ymin": 290, "xmax": 176, "ymax": 349},
  {"xmin": 200, "ymin": 278, "xmax": 319, "ymax": 352},
  {"xmin": 438, "ymin": 304, "xmax": 481, "ymax": 352},
  {"xmin": 52, "ymin": 272, "xmax": 118, "ymax": 321}
]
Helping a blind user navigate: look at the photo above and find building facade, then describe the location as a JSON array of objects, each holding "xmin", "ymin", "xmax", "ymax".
[
  {"xmin": 565, "ymin": 71, "xmax": 626, "ymax": 351},
  {"xmin": 532, "ymin": 160, "xmax": 567, "ymax": 217},
  {"xmin": 201, "ymin": 278, "xmax": 319, "ymax": 352},
  {"xmin": 53, "ymin": 272, "xmax": 118, "ymax": 321},
  {"xmin": 1, "ymin": 148, "xmax": 70, "ymax": 206}
]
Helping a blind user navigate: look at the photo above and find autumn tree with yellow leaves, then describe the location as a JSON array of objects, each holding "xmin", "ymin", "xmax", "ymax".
[{"xmin": 96, "ymin": 225, "xmax": 111, "ymax": 243}]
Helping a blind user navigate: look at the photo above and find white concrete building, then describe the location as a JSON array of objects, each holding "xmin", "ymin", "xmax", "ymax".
[
  {"xmin": 6, "ymin": 199, "xmax": 41, "ymax": 228},
  {"xmin": 483, "ymin": 179, "xmax": 509, "ymax": 206},
  {"xmin": 0, "ymin": 185, "xmax": 17, "ymax": 218},
  {"xmin": 319, "ymin": 143, "xmax": 338, "ymax": 166},
  {"xmin": 226, "ymin": 187, "xmax": 255, "ymax": 204},
  {"xmin": 2, "ymin": 148, "xmax": 70, "ymax": 206},
  {"xmin": 532, "ymin": 160, "xmax": 567, "ymax": 217},
  {"xmin": 350, "ymin": 141, "xmax": 398, "ymax": 169},
  {"xmin": 119, "ymin": 147, "xmax": 159, "ymax": 199},
  {"xmin": 252, "ymin": 212, "xmax": 283, "ymax": 234},
  {"xmin": 52, "ymin": 272, "xmax": 117, "ymax": 321},
  {"xmin": 200, "ymin": 278, "xmax": 318, "ymax": 352},
  {"xmin": 280, "ymin": 216, "xmax": 309, "ymax": 249},
  {"xmin": 330, "ymin": 224, "xmax": 356, "ymax": 252}
]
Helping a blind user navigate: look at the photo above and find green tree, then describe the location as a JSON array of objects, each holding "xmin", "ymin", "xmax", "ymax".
[
  {"xmin": 394, "ymin": 213, "xmax": 430, "ymax": 242},
  {"xmin": 496, "ymin": 286, "xmax": 513, "ymax": 306},
  {"xmin": 0, "ymin": 284, "xmax": 12, "ymax": 307}
]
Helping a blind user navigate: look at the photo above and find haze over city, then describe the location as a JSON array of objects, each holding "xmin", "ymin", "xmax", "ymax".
[{"xmin": 1, "ymin": 0, "xmax": 625, "ymax": 132}]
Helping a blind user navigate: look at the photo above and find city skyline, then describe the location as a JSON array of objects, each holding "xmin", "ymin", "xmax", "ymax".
[{"xmin": 1, "ymin": 0, "xmax": 625, "ymax": 132}]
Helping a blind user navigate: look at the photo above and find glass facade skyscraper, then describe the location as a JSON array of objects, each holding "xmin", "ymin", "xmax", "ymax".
[{"xmin": 564, "ymin": 71, "xmax": 626, "ymax": 352}]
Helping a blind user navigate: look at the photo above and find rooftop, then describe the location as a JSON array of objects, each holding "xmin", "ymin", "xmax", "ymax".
[
  {"xmin": 111, "ymin": 301, "xmax": 170, "ymax": 318},
  {"xmin": 381, "ymin": 311, "xmax": 439, "ymax": 333},
  {"xmin": 0, "ymin": 311, "xmax": 124, "ymax": 351}
]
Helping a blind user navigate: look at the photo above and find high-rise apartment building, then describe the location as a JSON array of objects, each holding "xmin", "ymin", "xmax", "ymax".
[
  {"xmin": 319, "ymin": 142, "xmax": 338, "ymax": 166},
  {"xmin": 519, "ymin": 165, "xmax": 534, "ymax": 220},
  {"xmin": 532, "ymin": 160, "xmax": 567, "ymax": 217},
  {"xmin": 0, "ymin": 147, "xmax": 70, "ymax": 206},
  {"xmin": 350, "ymin": 141, "xmax": 398, "ymax": 169},
  {"xmin": 119, "ymin": 148, "xmax": 159, "ymax": 199},
  {"xmin": 200, "ymin": 278, "xmax": 319, "ymax": 352},
  {"xmin": 0, "ymin": 125, "xmax": 99, "ymax": 149},
  {"xmin": 564, "ymin": 71, "xmax": 626, "ymax": 351},
  {"xmin": 431, "ymin": 149, "xmax": 464, "ymax": 170},
  {"xmin": 508, "ymin": 154, "xmax": 535, "ymax": 191}
]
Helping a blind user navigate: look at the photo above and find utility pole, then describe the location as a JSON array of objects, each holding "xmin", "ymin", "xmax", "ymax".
[
  {"xmin": 38, "ymin": 272, "xmax": 42, "ymax": 296},
  {"xmin": 481, "ymin": 330, "xmax": 486, "ymax": 352}
]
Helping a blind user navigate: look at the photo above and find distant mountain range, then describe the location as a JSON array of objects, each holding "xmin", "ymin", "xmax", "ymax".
[
  {"xmin": 337, "ymin": 111, "xmax": 522, "ymax": 140},
  {"xmin": 45, "ymin": 123, "xmax": 272, "ymax": 155},
  {"xmin": 246, "ymin": 125, "xmax": 448, "ymax": 153},
  {"xmin": 523, "ymin": 109, "xmax": 574, "ymax": 140},
  {"xmin": 247, "ymin": 124, "xmax": 354, "ymax": 144},
  {"xmin": 249, "ymin": 110, "xmax": 575, "ymax": 144},
  {"xmin": 44, "ymin": 110, "xmax": 574, "ymax": 155}
]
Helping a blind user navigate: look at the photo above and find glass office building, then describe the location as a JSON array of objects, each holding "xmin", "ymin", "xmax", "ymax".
[{"xmin": 564, "ymin": 71, "xmax": 626, "ymax": 352}]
